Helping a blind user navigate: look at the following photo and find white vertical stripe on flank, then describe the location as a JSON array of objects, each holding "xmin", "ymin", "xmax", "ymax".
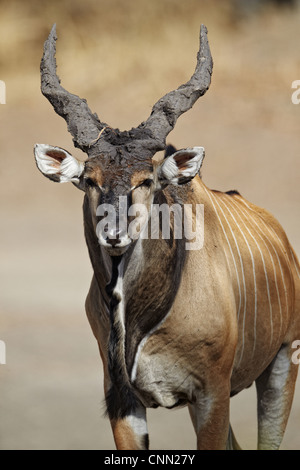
[
  {"xmin": 238, "ymin": 199, "xmax": 289, "ymax": 319},
  {"xmin": 228, "ymin": 197, "xmax": 274, "ymax": 349},
  {"xmin": 217, "ymin": 196, "xmax": 257, "ymax": 361},
  {"xmin": 234, "ymin": 200, "xmax": 283, "ymax": 339},
  {"xmin": 206, "ymin": 189, "xmax": 246, "ymax": 365},
  {"xmin": 203, "ymin": 188, "xmax": 242, "ymax": 319},
  {"xmin": 238, "ymin": 199, "xmax": 293, "ymax": 282}
]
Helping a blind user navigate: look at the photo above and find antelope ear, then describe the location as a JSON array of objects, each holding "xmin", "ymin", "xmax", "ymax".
[
  {"xmin": 158, "ymin": 146, "xmax": 205, "ymax": 186},
  {"xmin": 34, "ymin": 144, "xmax": 84, "ymax": 184}
]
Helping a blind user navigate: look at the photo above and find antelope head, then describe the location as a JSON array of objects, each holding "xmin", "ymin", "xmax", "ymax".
[{"xmin": 34, "ymin": 24, "xmax": 212, "ymax": 256}]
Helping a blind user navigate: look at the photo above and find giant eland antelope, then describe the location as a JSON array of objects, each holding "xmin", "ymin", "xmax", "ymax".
[{"xmin": 34, "ymin": 24, "xmax": 300, "ymax": 450}]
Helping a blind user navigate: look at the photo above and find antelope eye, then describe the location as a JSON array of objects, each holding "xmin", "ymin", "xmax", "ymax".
[
  {"xmin": 140, "ymin": 178, "xmax": 153, "ymax": 188},
  {"xmin": 85, "ymin": 177, "xmax": 96, "ymax": 188}
]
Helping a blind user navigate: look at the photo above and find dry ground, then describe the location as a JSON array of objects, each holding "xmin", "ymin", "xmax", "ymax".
[{"xmin": 0, "ymin": 0, "xmax": 299, "ymax": 449}]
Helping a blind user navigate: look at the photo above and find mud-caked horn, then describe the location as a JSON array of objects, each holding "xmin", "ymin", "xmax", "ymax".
[{"xmin": 40, "ymin": 24, "xmax": 213, "ymax": 159}]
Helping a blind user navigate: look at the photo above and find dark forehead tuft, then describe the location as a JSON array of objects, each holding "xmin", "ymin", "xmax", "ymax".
[
  {"xmin": 84, "ymin": 151, "xmax": 153, "ymax": 192},
  {"xmin": 85, "ymin": 152, "xmax": 153, "ymax": 172}
]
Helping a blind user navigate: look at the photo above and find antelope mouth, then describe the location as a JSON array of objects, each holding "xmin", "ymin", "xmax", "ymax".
[
  {"xmin": 104, "ymin": 244, "xmax": 131, "ymax": 257},
  {"xmin": 98, "ymin": 234, "xmax": 133, "ymax": 256}
]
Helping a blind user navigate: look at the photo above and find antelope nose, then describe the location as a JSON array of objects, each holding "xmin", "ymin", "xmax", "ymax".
[{"xmin": 106, "ymin": 228, "xmax": 122, "ymax": 247}]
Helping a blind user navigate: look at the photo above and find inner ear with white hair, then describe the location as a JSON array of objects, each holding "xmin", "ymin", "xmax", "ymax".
[
  {"xmin": 157, "ymin": 146, "xmax": 205, "ymax": 186},
  {"xmin": 34, "ymin": 144, "xmax": 84, "ymax": 185}
]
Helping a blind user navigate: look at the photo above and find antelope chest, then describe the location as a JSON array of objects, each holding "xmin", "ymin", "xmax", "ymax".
[
  {"xmin": 115, "ymin": 283, "xmax": 192, "ymax": 409},
  {"xmin": 131, "ymin": 335, "xmax": 193, "ymax": 409}
]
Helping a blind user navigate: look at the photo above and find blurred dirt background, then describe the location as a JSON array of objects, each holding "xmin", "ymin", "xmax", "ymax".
[{"xmin": 0, "ymin": 0, "xmax": 300, "ymax": 450}]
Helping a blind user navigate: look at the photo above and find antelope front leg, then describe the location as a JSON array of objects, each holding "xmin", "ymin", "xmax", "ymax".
[
  {"xmin": 188, "ymin": 383, "xmax": 231, "ymax": 450},
  {"xmin": 110, "ymin": 405, "xmax": 149, "ymax": 450},
  {"xmin": 103, "ymin": 368, "xmax": 149, "ymax": 449},
  {"xmin": 95, "ymin": 342, "xmax": 149, "ymax": 450}
]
